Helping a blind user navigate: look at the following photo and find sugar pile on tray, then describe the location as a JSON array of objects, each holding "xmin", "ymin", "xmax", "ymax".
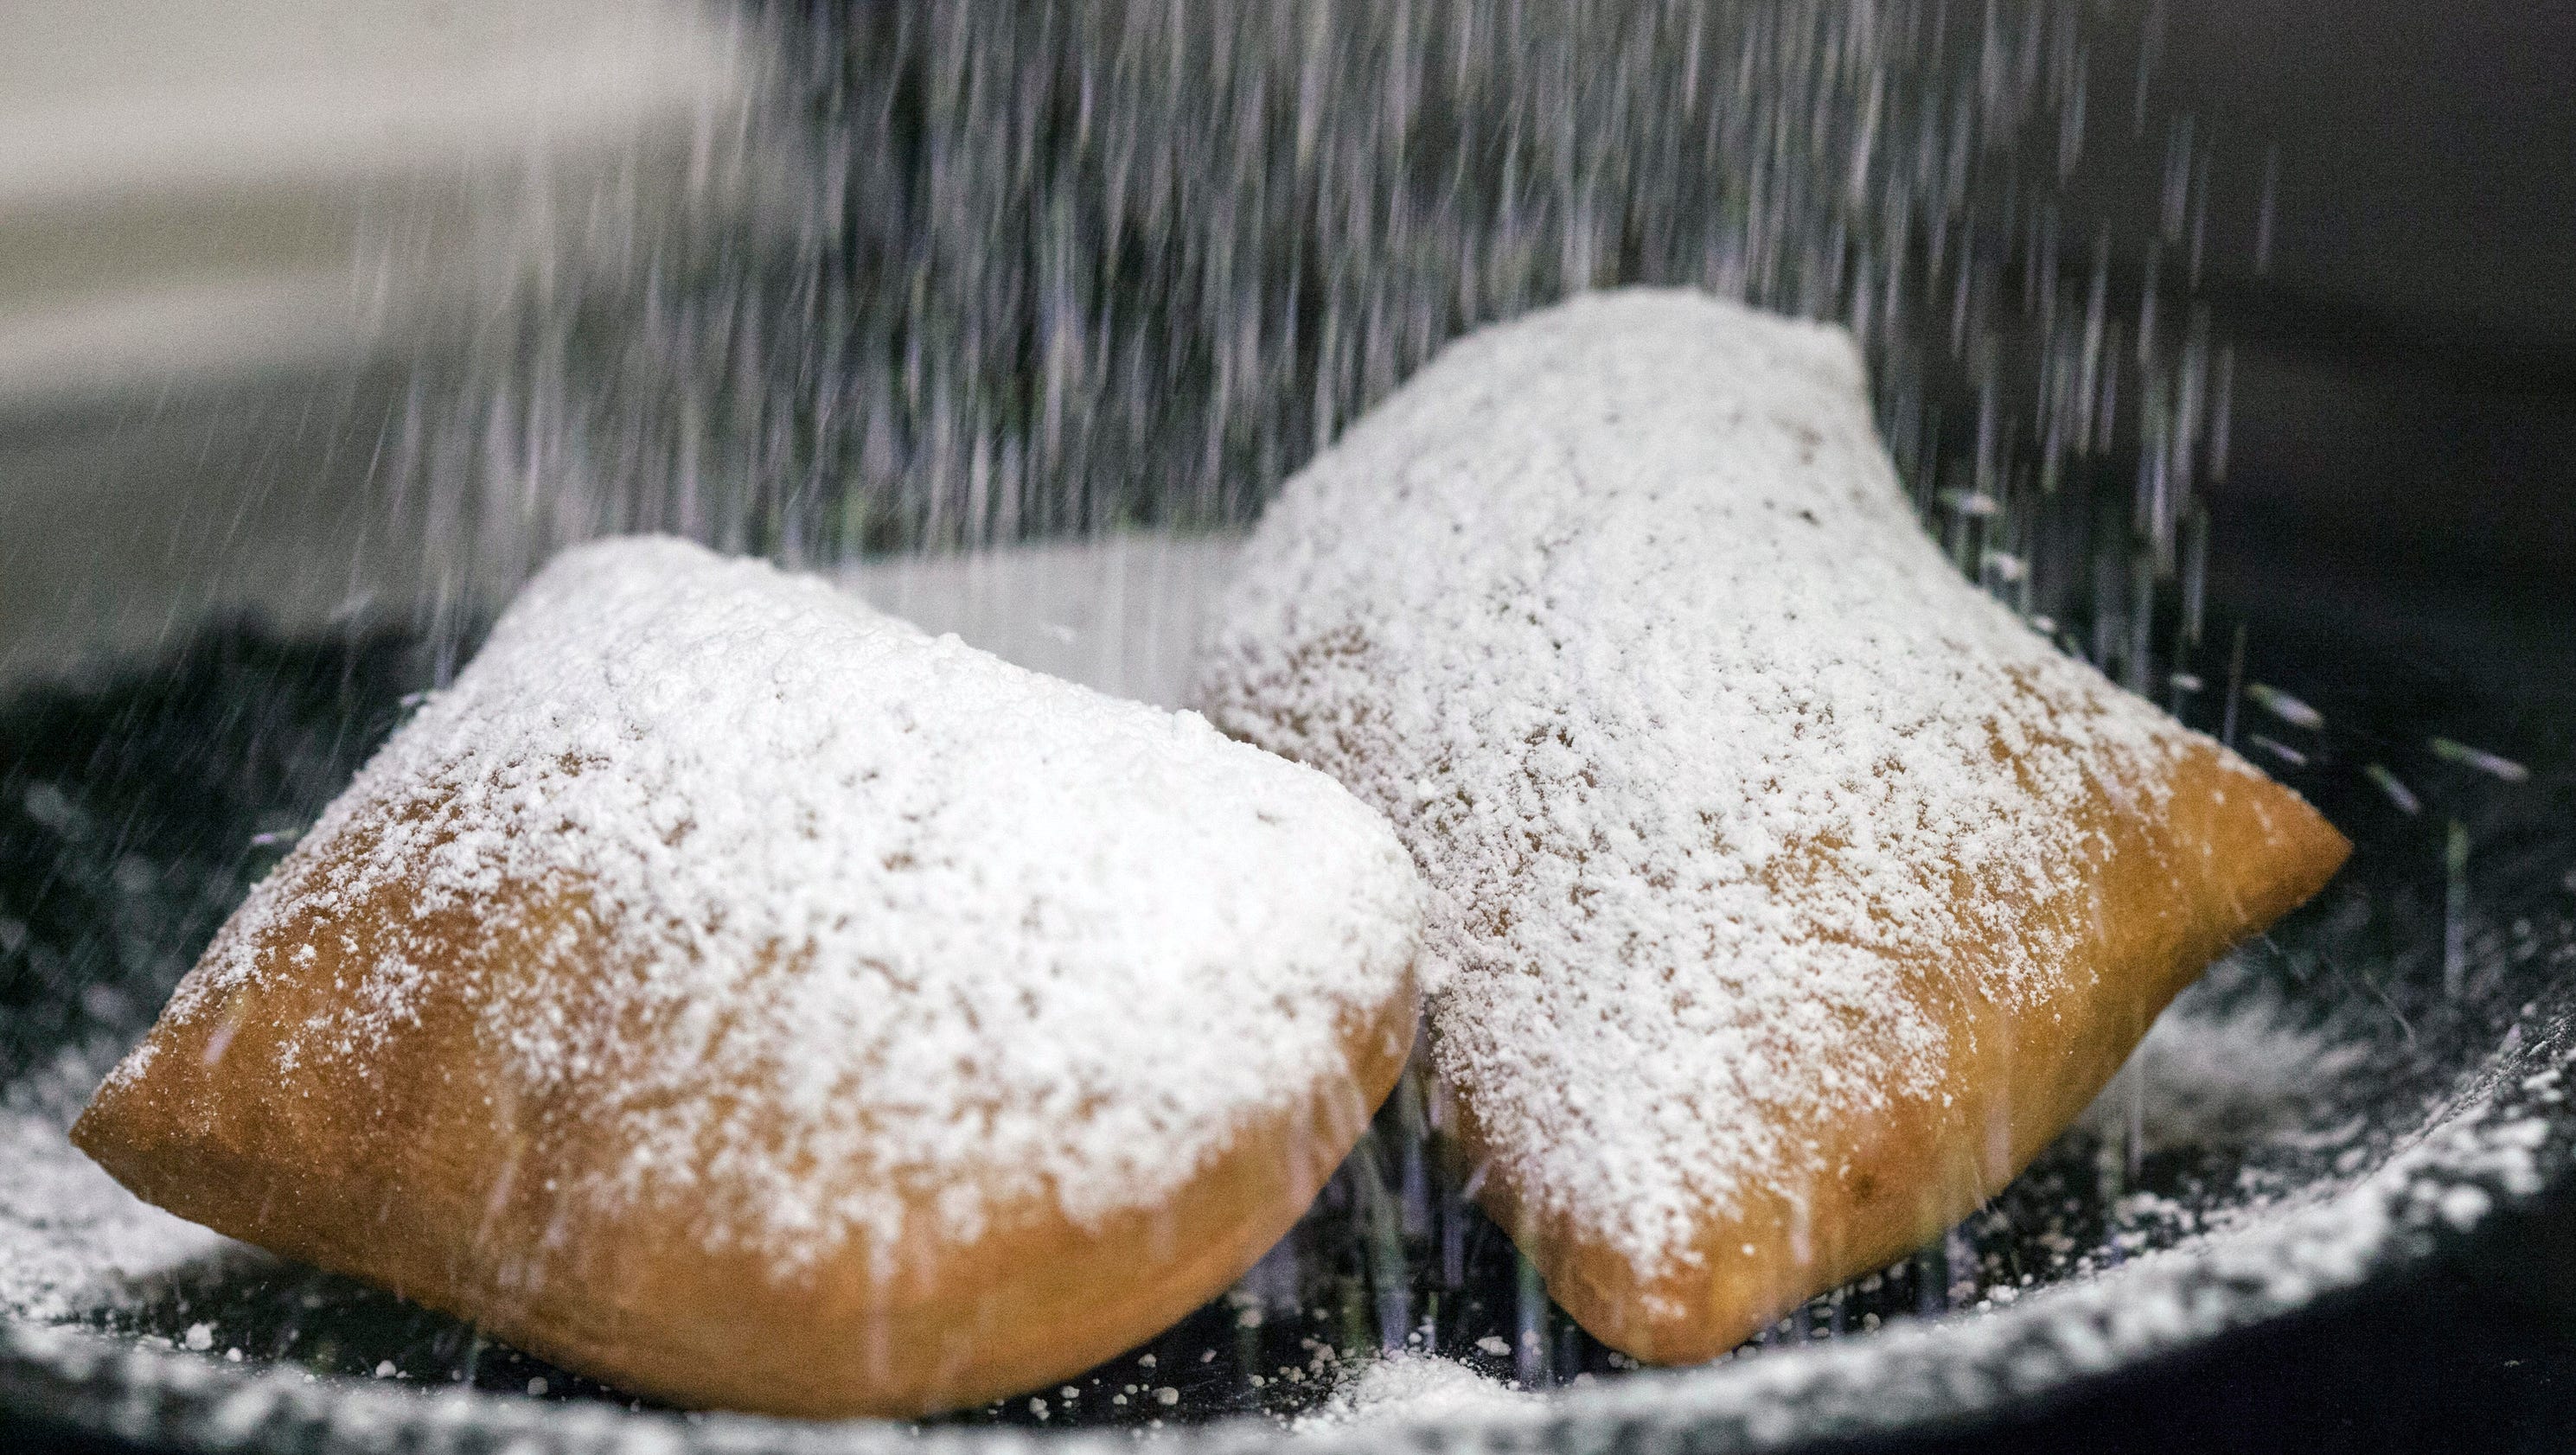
[{"xmin": 1293, "ymin": 1354, "xmax": 1538, "ymax": 1433}]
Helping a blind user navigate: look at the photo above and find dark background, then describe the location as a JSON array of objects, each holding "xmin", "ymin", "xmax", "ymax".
[{"xmin": 2074, "ymin": 0, "xmax": 2576, "ymax": 752}]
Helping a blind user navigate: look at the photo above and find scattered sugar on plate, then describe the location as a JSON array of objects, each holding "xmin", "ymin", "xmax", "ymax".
[
  {"xmin": 2077, "ymin": 996, "xmax": 2374, "ymax": 1154},
  {"xmin": 1294, "ymin": 1354, "xmax": 1539, "ymax": 1433}
]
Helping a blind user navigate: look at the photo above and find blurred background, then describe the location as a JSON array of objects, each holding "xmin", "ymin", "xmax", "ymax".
[
  {"xmin": 4, "ymin": 0, "xmax": 2569, "ymax": 700},
  {"xmin": 0, "ymin": 0, "xmax": 762, "ymax": 677},
  {"xmin": 3, "ymin": 0, "xmax": 2569, "ymax": 684}
]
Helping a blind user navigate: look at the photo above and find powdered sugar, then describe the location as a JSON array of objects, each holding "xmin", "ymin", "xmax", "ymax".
[
  {"xmin": 1448, "ymin": 1102, "xmax": 2547, "ymax": 1455},
  {"xmin": 1293, "ymin": 1355, "xmax": 1538, "ymax": 1433},
  {"xmin": 0, "ymin": 1042, "xmax": 233, "ymax": 1323},
  {"xmin": 1197, "ymin": 290, "xmax": 2203, "ymax": 1279},
  {"xmin": 130, "ymin": 536, "xmax": 1420, "ymax": 1261},
  {"xmin": 2078, "ymin": 998, "xmax": 2374, "ymax": 1154}
]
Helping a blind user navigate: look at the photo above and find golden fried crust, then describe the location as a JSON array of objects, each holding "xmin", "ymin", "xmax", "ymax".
[
  {"xmin": 1458, "ymin": 741, "xmax": 2349, "ymax": 1365},
  {"xmin": 72, "ymin": 826, "xmax": 1416, "ymax": 1418}
]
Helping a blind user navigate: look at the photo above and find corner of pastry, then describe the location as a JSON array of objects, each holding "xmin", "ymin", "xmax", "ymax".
[{"xmin": 72, "ymin": 535, "xmax": 1423, "ymax": 1418}]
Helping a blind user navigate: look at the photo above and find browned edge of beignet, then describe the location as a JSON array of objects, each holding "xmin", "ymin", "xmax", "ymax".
[
  {"xmin": 72, "ymin": 817, "xmax": 1419, "ymax": 1419},
  {"xmin": 1449, "ymin": 740, "xmax": 2350, "ymax": 1366}
]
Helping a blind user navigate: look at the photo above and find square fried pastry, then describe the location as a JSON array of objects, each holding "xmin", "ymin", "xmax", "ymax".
[
  {"xmin": 1195, "ymin": 290, "xmax": 2349, "ymax": 1363},
  {"xmin": 74, "ymin": 537, "xmax": 1421, "ymax": 1417}
]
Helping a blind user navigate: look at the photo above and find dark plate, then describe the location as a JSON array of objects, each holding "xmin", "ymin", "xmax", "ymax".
[{"xmin": 2, "ymin": 548, "xmax": 2572, "ymax": 1454}]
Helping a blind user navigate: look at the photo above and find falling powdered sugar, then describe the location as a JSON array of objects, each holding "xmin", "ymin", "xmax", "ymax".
[
  {"xmin": 126, "ymin": 536, "xmax": 1421, "ymax": 1264},
  {"xmin": 1197, "ymin": 289, "xmax": 2206, "ymax": 1280}
]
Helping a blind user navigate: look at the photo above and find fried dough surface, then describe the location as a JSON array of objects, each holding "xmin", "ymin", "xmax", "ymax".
[
  {"xmin": 77, "ymin": 538, "xmax": 1422, "ymax": 1415},
  {"xmin": 1195, "ymin": 290, "xmax": 2348, "ymax": 1362}
]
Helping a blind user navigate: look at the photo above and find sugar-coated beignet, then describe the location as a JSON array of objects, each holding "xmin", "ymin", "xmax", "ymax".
[
  {"xmin": 1195, "ymin": 290, "xmax": 2349, "ymax": 1364},
  {"xmin": 74, "ymin": 537, "xmax": 1421, "ymax": 1418}
]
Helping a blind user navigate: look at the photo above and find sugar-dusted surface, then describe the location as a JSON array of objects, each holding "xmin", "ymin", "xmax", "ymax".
[
  {"xmin": 118, "ymin": 537, "xmax": 1421, "ymax": 1261},
  {"xmin": 1198, "ymin": 290, "xmax": 2227, "ymax": 1280},
  {"xmin": 0, "ymin": 1042, "xmax": 232, "ymax": 1324}
]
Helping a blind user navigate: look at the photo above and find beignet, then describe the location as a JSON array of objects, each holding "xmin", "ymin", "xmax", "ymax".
[
  {"xmin": 1194, "ymin": 290, "xmax": 2348, "ymax": 1363},
  {"xmin": 74, "ymin": 537, "xmax": 1421, "ymax": 1417}
]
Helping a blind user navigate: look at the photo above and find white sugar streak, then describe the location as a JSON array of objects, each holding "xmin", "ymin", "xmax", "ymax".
[
  {"xmin": 146, "ymin": 538, "xmax": 1420, "ymax": 1261},
  {"xmin": 1199, "ymin": 290, "xmax": 2191, "ymax": 1279}
]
